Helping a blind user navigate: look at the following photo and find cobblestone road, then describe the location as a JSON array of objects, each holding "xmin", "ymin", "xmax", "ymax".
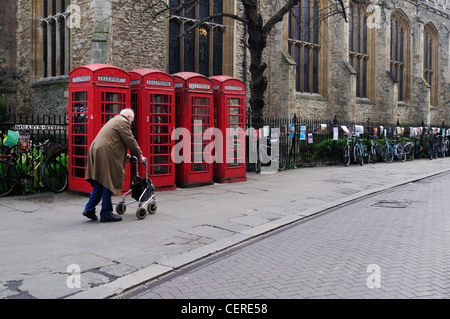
[{"xmin": 121, "ymin": 172, "xmax": 450, "ymax": 299}]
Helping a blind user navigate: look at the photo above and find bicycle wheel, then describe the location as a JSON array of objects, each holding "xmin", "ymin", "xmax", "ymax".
[
  {"xmin": 368, "ymin": 145, "xmax": 377, "ymax": 163},
  {"xmin": 343, "ymin": 144, "xmax": 351, "ymax": 167},
  {"xmin": 381, "ymin": 145, "xmax": 394, "ymax": 163},
  {"xmin": 278, "ymin": 152, "xmax": 287, "ymax": 171},
  {"xmin": 396, "ymin": 145, "xmax": 407, "ymax": 162},
  {"xmin": 354, "ymin": 146, "xmax": 363, "ymax": 166},
  {"xmin": 426, "ymin": 143, "xmax": 433, "ymax": 160},
  {"xmin": 42, "ymin": 159, "xmax": 68, "ymax": 193},
  {"xmin": 0, "ymin": 160, "xmax": 17, "ymax": 197},
  {"xmin": 362, "ymin": 145, "xmax": 369, "ymax": 164},
  {"xmin": 403, "ymin": 143, "xmax": 414, "ymax": 161}
]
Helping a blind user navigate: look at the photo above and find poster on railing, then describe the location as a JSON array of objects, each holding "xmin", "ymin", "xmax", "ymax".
[
  {"xmin": 341, "ymin": 125, "xmax": 349, "ymax": 135},
  {"xmin": 299, "ymin": 126, "xmax": 306, "ymax": 140},
  {"xmin": 289, "ymin": 124, "xmax": 295, "ymax": 138},
  {"xmin": 263, "ymin": 125, "xmax": 270, "ymax": 137},
  {"xmin": 333, "ymin": 127, "xmax": 339, "ymax": 140},
  {"xmin": 355, "ymin": 125, "xmax": 364, "ymax": 137},
  {"xmin": 280, "ymin": 125, "xmax": 286, "ymax": 139},
  {"xmin": 308, "ymin": 133, "xmax": 313, "ymax": 144}
]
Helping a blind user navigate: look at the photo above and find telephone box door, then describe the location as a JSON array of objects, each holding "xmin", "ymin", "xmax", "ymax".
[
  {"xmin": 210, "ymin": 76, "xmax": 247, "ymax": 183},
  {"xmin": 147, "ymin": 90, "xmax": 175, "ymax": 190},
  {"xmin": 173, "ymin": 72, "xmax": 214, "ymax": 187},
  {"xmin": 129, "ymin": 69, "xmax": 176, "ymax": 191}
]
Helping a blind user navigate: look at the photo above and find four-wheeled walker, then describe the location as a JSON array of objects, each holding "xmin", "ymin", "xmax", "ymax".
[{"xmin": 116, "ymin": 156, "xmax": 157, "ymax": 220}]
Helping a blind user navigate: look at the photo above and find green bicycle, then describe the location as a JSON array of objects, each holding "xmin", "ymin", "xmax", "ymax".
[{"xmin": 0, "ymin": 140, "xmax": 68, "ymax": 197}]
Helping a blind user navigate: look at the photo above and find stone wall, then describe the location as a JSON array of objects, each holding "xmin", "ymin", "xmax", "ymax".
[
  {"xmin": 261, "ymin": 0, "xmax": 450, "ymax": 125},
  {"xmin": 12, "ymin": 0, "xmax": 450, "ymax": 126},
  {"xmin": 0, "ymin": 0, "xmax": 18, "ymax": 114}
]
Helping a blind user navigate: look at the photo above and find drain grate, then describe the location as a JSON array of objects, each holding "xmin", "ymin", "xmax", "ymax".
[{"xmin": 371, "ymin": 200, "xmax": 411, "ymax": 208}]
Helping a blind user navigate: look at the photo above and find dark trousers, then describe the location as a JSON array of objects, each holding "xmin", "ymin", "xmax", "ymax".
[{"xmin": 85, "ymin": 181, "xmax": 113, "ymax": 218}]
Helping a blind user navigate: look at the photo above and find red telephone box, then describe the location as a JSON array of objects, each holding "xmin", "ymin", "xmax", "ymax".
[
  {"xmin": 172, "ymin": 72, "xmax": 214, "ymax": 187},
  {"xmin": 210, "ymin": 76, "xmax": 247, "ymax": 183},
  {"xmin": 68, "ymin": 63, "xmax": 131, "ymax": 194},
  {"xmin": 129, "ymin": 69, "xmax": 176, "ymax": 191}
]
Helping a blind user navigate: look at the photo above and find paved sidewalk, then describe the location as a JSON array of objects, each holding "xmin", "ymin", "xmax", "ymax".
[{"xmin": 1, "ymin": 158, "xmax": 449, "ymax": 299}]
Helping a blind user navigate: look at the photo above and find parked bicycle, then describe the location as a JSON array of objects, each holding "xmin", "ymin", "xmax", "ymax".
[
  {"xmin": 368, "ymin": 135, "xmax": 382, "ymax": 163},
  {"xmin": 436, "ymin": 134, "xmax": 446, "ymax": 158},
  {"xmin": 353, "ymin": 137, "xmax": 369, "ymax": 166},
  {"xmin": 424, "ymin": 133, "xmax": 438, "ymax": 160},
  {"xmin": 0, "ymin": 140, "xmax": 68, "ymax": 197},
  {"xmin": 381, "ymin": 135, "xmax": 406, "ymax": 163},
  {"xmin": 255, "ymin": 137, "xmax": 287, "ymax": 173},
  {"xmin": 402, "ymin": 137, "xmax": 415, "ymax": 161},
  {"xmin": 343, "ymin": 134, "xmax": 354, "ymax": 167},
  {"xmin": 444, "ymin": 133, "xmax": 450, "ymax": 157}
]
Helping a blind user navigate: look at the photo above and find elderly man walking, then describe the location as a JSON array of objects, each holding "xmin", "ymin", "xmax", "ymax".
[{"xmin": 83, "ymin": 109, "xmax": 146, "ymax": 222}]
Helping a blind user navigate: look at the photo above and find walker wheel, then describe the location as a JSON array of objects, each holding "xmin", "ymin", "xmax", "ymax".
[
  {"xmin": 136, "ymin": 207, "xmax": 147, "ymax": 220},
  {"xmin": 147, "ymin": 202, "xmax": 157, "ymax": 215},
  {"xmin": 116, "ymin": 203, "xmax": 126, "ymax": 215}
]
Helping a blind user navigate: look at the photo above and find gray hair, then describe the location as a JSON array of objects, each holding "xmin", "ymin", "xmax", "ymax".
[{"xmin": 120, "ymin": 108, "xmax": 135, "ymax": 118}]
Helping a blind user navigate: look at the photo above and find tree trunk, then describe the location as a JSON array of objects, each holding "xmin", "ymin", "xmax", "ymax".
[{"xmin": 243, "ymin": 0, "xmax": 268, "ymax": 125}]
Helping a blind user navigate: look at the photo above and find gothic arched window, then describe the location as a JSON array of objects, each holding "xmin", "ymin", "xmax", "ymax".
[
  {"xmin": 390, "ymin": 12, "xmax": 410, "ymax": 103},
  {"xmin": 37, "ymin": 0, "xmax": 71, "ymax": 78},
  {"xmin": 169, "ymin": 0, "xmax": 224, "ymax": 77},
  {"xmin": 348, "ymin": 1, "xmax": 375, "ymax": 100},
  {"xmin": 424, "ymin": 23, "xmax": 439, "ymax": 106},
  {"xmin": 288, "ymin": 0, "xmax": 327, "ymax": 96}
]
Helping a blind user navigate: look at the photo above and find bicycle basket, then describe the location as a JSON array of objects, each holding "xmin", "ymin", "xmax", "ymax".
[{"xmin": 43, "ymin": 142, "xmax": 66, "ymax": 160}]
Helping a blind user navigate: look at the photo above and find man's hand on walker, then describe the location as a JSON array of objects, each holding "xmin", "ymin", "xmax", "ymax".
[{"xmin": 139, "ymin": 156, "xmax": 147, "ymax": 164}]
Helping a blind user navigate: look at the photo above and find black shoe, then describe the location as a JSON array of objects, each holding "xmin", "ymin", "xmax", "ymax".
[
  {"xmin": 83, "ymin": 209, "xmax": 98, "ymax": 221},
  {"xmin": 100, "ymin": 213, "xmax": 122, "ymax": 223}
]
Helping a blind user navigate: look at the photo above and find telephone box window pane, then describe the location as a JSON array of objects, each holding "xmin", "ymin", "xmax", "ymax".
[
  {"xmin": 152, "ymin": 135, "xmax": 169, "ymax": 144},
  {"xmin": 154, "ymin": 95, "xmax": 169, "ymax": 104},
  {"xmin": 153, "ymin": 125, "xmax": 170, "ymax": 135},
  {"xmin": 193, "ymin": 97, "xmax": 208, "ymax": 106},
  {"xmin": 153, "ymin": 115, "xmax": 169, "ymax": 124},
  {"xmin": 229, "ymin": 98, "xmax": 241, "ymax": 107},
  {"xmin": 154, "ymin": 166, "xmax": 169, "ymax": 175},
  {"xmin": 193, "ymin": 106, "xmax": 209, "ymax": 115},
  {"xmin": 193, "ymin": 163, "xmax": 208, "ymax": 172},
  {"xmin": 229, "ymin": 116, "xmax": 241, "ymax": 124},
  {"xmin": 74, "ymin": 168, "xmax": 85, "ymax": 178},
  {"xmin": 104, "ymin": 92, "xmax": 123, "ymax": 102},
  {"xmin": 154, "ymin": 105, "xmax": 169, "ymax": 114},
  {"xmin": 154, "ymin": 146, "xmax": 170, "ymax": 155},
  {"xmin": 103, "ymin": 104, "xmax": 122, "ymax": 114},
  {"xmin": 74, "ymin": 157, "xmax": 85, "ymax": 167},
  {"xmin": 74, "ymin": 91, "xmax": 86, "ymax": 101}
]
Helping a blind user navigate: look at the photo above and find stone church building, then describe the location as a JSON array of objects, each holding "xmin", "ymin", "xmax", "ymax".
[{"xmin": 1, "ymin": 0, "xmax": 449, "ymax": 125}]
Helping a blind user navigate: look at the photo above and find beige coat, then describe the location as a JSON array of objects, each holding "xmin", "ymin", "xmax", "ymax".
[{"xmin": 85, "ymin": 114, "xmax": 142, "ymax": 195}]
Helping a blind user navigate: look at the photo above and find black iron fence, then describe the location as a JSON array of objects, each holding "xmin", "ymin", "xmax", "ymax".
[
  {"xmin": 1, "ymin": 113, "xmax": 447, "ymax": 171},
  {"xmin": 0, "ymin": 113, "xmax": 68, "ymax": 152},
  {"xmin": 246, "ymin": 115, "xmax": 447, "ymax": 170}
]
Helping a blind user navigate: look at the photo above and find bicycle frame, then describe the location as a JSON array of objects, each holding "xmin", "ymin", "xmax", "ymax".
[
  {"xmin": 1, "ymin": 143, "xmax": 48, "ymax": 193},
  {"xmin": 11, "ymin": 148, "xmax": 46, "ymax": 190},
  {"xmin": 255, "ymin": 138, "xmax": 286, "ymax": 172}
]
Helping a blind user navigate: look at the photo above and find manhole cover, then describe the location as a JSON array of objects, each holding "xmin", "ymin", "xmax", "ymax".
[{"xmin": 371, "ymin": 200, "xmax": 411, "ymax": 208}]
